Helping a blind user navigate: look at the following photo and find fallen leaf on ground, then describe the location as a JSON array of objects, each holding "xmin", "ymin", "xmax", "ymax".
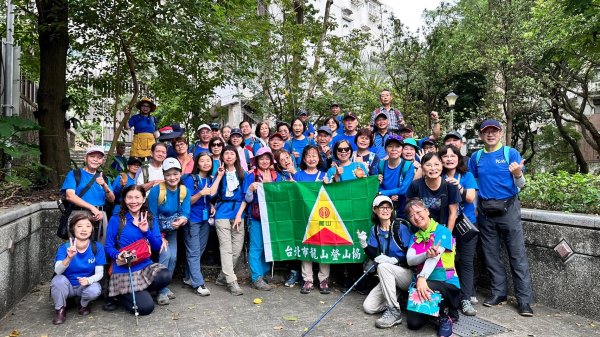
[
  {"xmin": 253, "ymin": 298, "xmax": 263, "ymax": 304},
  {"xmin": 9, "ymin": 330, "xmax": 19, "ymax": 337},
  {"xmin": 273, "ymin": 326, "xmax": 284, "ymax": 330},
  {"xmin": 283, "ymin": 316, "xmax": 298, "ymax": 321},
  {"xmin": 319, "ymin": 301, "xmax": 325, "ymax": 304}
]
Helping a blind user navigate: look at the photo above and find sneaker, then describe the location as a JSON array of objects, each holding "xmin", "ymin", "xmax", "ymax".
[
  {"xmin": 375, "ymin": 306, "xmax": 402, "ymax": 329},
  {"xmin": 166, "ymin": 289, "xmax": 176, "ymax": 299},
  {"xmin": 300, "ymin": 281, "xmax": 313, "ymax": 294},
  {"xmin": 157, "ymin": 293, "xmax": 170, "ymax": 305},
  {"xmin": 227, "ymin": 281, "xmax": 243, "ymax": 296},
  {"xmin": 319, "ymin": 279, "xmax": 331, "ymax": 294},
  {"xmin": 285, "ymin": 270, "xmax": 299, "ymax": 287},
  {"xmin": 182, "ymin": 278, "xmax": 193, "ymax": 288},
  {"xmin": 253, "ymin": 277, "xmax": 272, "ymax": 291},
  {"xmin": 215, "ymin": 274, "xmax": 227, "ymax": 286},
  {"xmin": 196, "ymin": 285, "xmax": 211, "ymax": 296},
  {"xmin": 470, "ymin": 296, "xmax": 479, "ymax": 305},
  {"xmin": 438, "ymin": 316, "xmax": 453, "ymax": 337},
  {"xmin": 461, "ymin": 299, "xmax": 477, "ymax": 316}
]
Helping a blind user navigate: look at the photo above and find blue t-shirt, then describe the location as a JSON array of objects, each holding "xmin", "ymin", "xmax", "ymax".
[
  {"xmin": 331, "ymin": 133, "xmax": 358, "ymax": 151},
  {"xmin": 326, "ymin": 161, "xmax": 368, "ymax": 182},
  {"xmin": 366, "ymin": 223, "xmax": 412, "ymax": 259},
  {"xmin": 468, "ymin": 145, "xmax": 523, "ymax": 200},
  {"xmin": 285, "ymin": 137, "xmax": 316, "ymax": 166},
  {"xmin": 211, "ymin": 159, "xmax": 221, "ymax": 177},
  {"xmin": 183, "ymin": 174, "xmax": 215, "ymax": 223},
  {"xmin": 303, "ymin": 122, "xmax": 315, "ymax": 138},
  {"xmin": 443, "ymin": 171, "xmax": 478, "ymax": 224},
  {"xmin": 61, "ymin": 169, "xmax": 112, "ymax": 207},
  {"xmin": 55, "ymin": 241, "xmax": 106, "ymax": 286},
  {"xmin": 407, "ymin": 178, "xmax": 460, "ymax": 226},
  {"xmin": 378, "ymin": 160, "xmax": 415, "ymax": 218},
  {"xmin": 128, "ymin": 114, "xmax": 157, "ymax": 134},
  {"xmin": 336, "ymin": 116, "xmax": 345, "ymax": 133},
  {"xmin": 111, "ymin": 156, "xmax": 127, "ymax": 172},
  {"xmin": 111, "ymin": 174, "xmax": 136, "ymax": 215},
  {"xmin": 147, "ymin": 184, "xmax": 191, "ymax": 223},
  {"xmin": 244, "ymin": 137, "xmax": 263, "ymax": 155},
  {"xmin": 214, "ymin": 171, "xmax": 249, "ymax": 219},
  {"xmin": 104, "ymin": 213, "xmax": 163, "ymax": 274},
  {"xmin": 293, "ymin": 170, "xmax": 326, "ymax": 182},
  {"xmin": 191, "ymin": 142, "xmax": 210, "ymax": 158}
]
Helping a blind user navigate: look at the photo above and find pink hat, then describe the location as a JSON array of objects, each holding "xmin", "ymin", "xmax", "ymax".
[{"xmin": 250, "ymin": 147, "xmax": 275, "ymax": 167}]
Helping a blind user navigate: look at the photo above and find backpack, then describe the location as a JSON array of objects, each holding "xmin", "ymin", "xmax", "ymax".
[
  {"xmin": 158, "ymin": 182, "xmax": 187, "ymax": 205},
  {"xmin": 378, "ymin": 159, "xmax": 410, "ymax": 187},
  {"xmin": 474, "ymin": 146, "xmax": 510, "ymax": 165}
]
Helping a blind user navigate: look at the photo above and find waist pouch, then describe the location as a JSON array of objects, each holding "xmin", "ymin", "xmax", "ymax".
[{"xmin": 480, "ymin": 197, "xmax": 515, "ymax": 217}]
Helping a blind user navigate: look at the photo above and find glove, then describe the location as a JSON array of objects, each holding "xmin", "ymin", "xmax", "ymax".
[
  {"xmin": 374, "ymin": 254, "xmax": 398, "ymax": 265},
  {"xmin": 357, "ymin": 230, "xmax": 368, "ymax": 248}
]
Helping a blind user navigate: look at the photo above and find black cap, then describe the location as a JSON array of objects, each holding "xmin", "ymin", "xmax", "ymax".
[
  {"xmin": 443, "ymin": 131, "xmax": 463, "ymax": 141},
  {"xmin": 342, "ymin": 112, "xmax": 357, "ymax": 120},
  {"xmin": 398, "ymin": 124, "xmax": 414, "ymax": 133},
  {"xmin": 127, "ymin": 157, "xmax": 143, "ymax": 166},
  {"xmin": 330, "ymin": 102, "xmax": 340, "ymax": 107},
  {"xmin": 209, "ymin": 123, "xmax": 220, "ymax": 130},
  {"xmin": 422, "ymin": 138, "xmax": 436, "ymax": 146}
]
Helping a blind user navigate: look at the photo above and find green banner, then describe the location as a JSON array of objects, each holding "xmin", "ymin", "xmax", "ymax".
[{"xmin": 257, "ymin": 176, "xmax": 379, "ymax": 264}]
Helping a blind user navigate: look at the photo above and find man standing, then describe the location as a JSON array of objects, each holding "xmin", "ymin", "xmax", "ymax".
[
  {"xmin": 240, "ymin": 120, "xmax": 262, "ymax": 154},
  {"xmin": 110, "ymin": 142, "xmax": 127, "ymax": 172},
  {"xmin": 370, "ymin": 89, "xmax": 404, "ymax": 133},
  {"xmin": 330, "ymin": 103, "xmax": 344, "ymax": 134},
  {"xmin": 444, "ymin": 131, "xmax": 470, "ymax": 164},
  {"xmin": 191, "ymin": 124, "xmax": 212, "ymax": 156},
  {"xmin": 136, "ymin": 142, "xmax": 167, "ymax": 192},
  {"xmin": 316, "ymin": 126, "xmax": 333, "ymax": 171},
  {"xmin": 468, "ymin": 119, "xmax": 532, "ymax": 317},
  {"xmin": 298, "ymin": 110, "xmax": 315, "ymax": 139},
  {"xmin": 372, "ymin": 111, "xmax": 394, "ymax": 160},
  {"xmin": 210, "ymin": 123, "xmax": 222, "ymax": 139},
  {"xmin": 332, "ymin": 112, "xmax": 359, "ymax": 151}
]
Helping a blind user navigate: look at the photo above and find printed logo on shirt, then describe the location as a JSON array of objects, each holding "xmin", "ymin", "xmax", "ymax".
[
  {"xmin": 422, "ymin": 197, "xmax": 441, "ymax": 210},
  {"xmin": 496, "ymin": 159, "xmax": 506, "ymax": 164},
  {"xmin": 88, "ymin": 257, "xmax": 96, "ymax": 264}
]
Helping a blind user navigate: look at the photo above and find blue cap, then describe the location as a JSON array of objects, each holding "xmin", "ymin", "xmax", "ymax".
[
  {"xmin": 317, "ymin": 126, "xmax": 332, "ymax": 135},
  {"xmin": 230, "ymin": 128, "xmax": 243, "ymax": 137},
  {"xmin": 297, "ymin": 109, "xmax": 308, "ymax": 116},
  {"xmin": 384, "ymin": 134, "xmax": 404, "ymax": 147},
  {"xmin": 480, "ymin": 119, "xmax": 502, "ymax": 131}
]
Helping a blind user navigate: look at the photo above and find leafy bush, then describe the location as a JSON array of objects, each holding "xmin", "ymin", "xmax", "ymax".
[{"xmin": 520, "ymin": 171, "xmax": 600, "ymax": 214}]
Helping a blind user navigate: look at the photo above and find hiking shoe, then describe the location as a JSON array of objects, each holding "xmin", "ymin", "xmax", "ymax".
[
  {"xmin": 166, "ymin": 289, "xmax": 176, "ymax": 299},
  {"xmin": 253, "ymin": 277, "xmax": 272, "ymax": 291},
  {"xmin": 438, "ymin": 316, "xmax": 453, "ymax": 337},
  {"xmin": 182, "ymin": 278, "xmax": 193, "ymax": 288},
  {"xmin": 319, "ymin": 279, "xmax": 331, "ymax": 294},
  {"xmin": 461, "ymin": 299, "xmax": 477, "ymax": 316},
  {"xmin": 215, "ymin": 274, "xmax": 227, "ymax": 286},
  {"xmin": 375, "ymin": 306, "xmax": 402, "ymax": 329},
  {"xmin": 285, "ymin": 270, "xmax": 299, "ymax": 287},
  {"xmin": 227, "ymin": 281, "xmax": 243, "ymax": 296},
  {"xmin": 196, "ymin": 285, "xmax": 211, "ymax": 296},
  {"xmin": 483, "ymin": 295, "xmax": 507, "ymax": 307},
  {"xmin": 300, "ymin": 281, "xmax": 313, "ymax": 294},
  {"xmin": 470, "ymin": 296, "xmax": 479, "ymax": 305},
  {"xmin": 157, "ymin": 293, "xmax": 170, "ymax": 305}
]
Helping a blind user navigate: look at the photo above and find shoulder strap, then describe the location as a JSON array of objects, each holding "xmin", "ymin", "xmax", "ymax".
[
  {"xmin": 179, "ymin": 185, "xmax": 187, "ymax": 204},
  {"xmin": 391, "ymin": 221, "xmax": 405, "ymax": 251},
  {"xmin": 142, "ymin": 163, "xmax": 149, "ymax": 184},
  {"xmin": 400, "ymin": 159, "xmax": 409, "ymax": 180},
  {"xmin": 378, "ymin": 160, "xmax": 386, "ymax": 179},
  {"xmin": 158, "ymin": 182, "xmax": 167, "ymax": 204},
  {"xmin": 503, "ymin": 146, "xmax": 510, "ymax": 164},
  {"xmin": 74, "ymin": 169, "xmax": 81, "ymax": 186},
  {"xmin": 77, "ymin": 170, "xmax": 100, "ymax": 199},
  {"xmin": 475, "ymin": 149, "xmax": 483, "ymax": 164},
  {"xmin": 91, "ymin": 241, "xmax": 97, "ymax": 255},
  {"xmin": 115, "ymin": 217, "xmax": 127, "ymax": 250}
]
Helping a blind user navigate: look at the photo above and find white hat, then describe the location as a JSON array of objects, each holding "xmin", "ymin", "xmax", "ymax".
[
  {"xmin": 197, "ymin": 124, "xmax": 211, "ymax": 132},
  {"xmin": 373, "ymin": 195, "xmax": 393, "ymax": 208},
  {"xmin": 85, "ymin": 145, "xmax": 105, "ymax": 156},
  {"xmin": 162, "ymin": 158, "xmax": 182, "ymax": 171}
]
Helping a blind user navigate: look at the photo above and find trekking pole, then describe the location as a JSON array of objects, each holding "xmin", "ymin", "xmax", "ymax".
[
  {"xmin": 302, "ymin": 262, "xmax": 377, "ymax": 337},
  {"xmin": 125, "ymin": 253, "xmax": 140, "ymax": 326}
]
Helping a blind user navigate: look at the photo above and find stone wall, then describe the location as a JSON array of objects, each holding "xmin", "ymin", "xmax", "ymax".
[
  {"xmin": 0, "ymin": 202, "xmax": 62, "ymax": 319},
  {"xmin": 1, "ymin": 203, "xmax": 599, "ymax": 321},
  {"xmin": 521, "ymin": 209, "xmax": 600, "ymax": 321}
]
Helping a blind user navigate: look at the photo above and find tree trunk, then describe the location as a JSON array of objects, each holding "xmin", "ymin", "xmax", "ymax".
[
  {"xmin": 551, "ymin": 89, "xmax": 588, "ymax": 173},
  {"xmin": 35, "ymin": 0, "xmax": 70, "ymax": 187},
  {"xmin": 306, "ymin": 0, "xmax": 333, "ymax": 99}
]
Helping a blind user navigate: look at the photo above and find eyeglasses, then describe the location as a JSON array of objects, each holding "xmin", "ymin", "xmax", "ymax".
[
  {"xmin": 337, "ymin": 147, "xmax": 351, "ymax": 153},
  {"xmin": 377, "ymin": 205, "xmax": 392, "ymax": 211},
  {"xmin": 211, "ymin": 143, "xmax": 223, "ymax": 147}
]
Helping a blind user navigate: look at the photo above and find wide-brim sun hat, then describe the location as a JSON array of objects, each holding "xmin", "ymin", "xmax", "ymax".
[
  {"xmin": 250, "ymin": 147, "xmax": 275, "ymax": 167},
  {"xmin": 135, "ymin": 97, "xmax": 157, "ymax": 112}
]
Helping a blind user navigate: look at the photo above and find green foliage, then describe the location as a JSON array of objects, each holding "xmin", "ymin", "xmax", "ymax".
[
  {"xmin": 524, "ymin": 124, "xmax": 581, "ymax": 173},
  {"xmin": 520, "ymin": 172, "xmax": 600, "ymax": 214}
]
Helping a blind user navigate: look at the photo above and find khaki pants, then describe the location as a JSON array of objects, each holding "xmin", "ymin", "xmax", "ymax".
[
  {"xmin": 363, "ymin": 263, "xmax": 412, "ymax": 313},
  {"xmin": 301, "ymin": 261, "xmax": 330, "ymax": 283},
  {"xmin": 215, "ymin": 219, "xmax": 245, "ymax": 283},
  {"xmin": 68, "ymin": 209, "xmax": 108, "ymax": 245}
]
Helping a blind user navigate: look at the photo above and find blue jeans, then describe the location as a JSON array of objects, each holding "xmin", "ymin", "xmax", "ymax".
[
  {"xmin": 184, "ymin": 221, "xmax": 210, "ymax": 288},
  {"xmin": 158, "ymin": 230, "xmax": 178, "ymax": 295},
  {"xmin": 249, "ymin": 218, "xmax": 271, "ymax": 282}
]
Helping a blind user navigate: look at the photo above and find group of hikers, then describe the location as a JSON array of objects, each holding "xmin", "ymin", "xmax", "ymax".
[{"xmin": 53, "ymin": 90, "xmax": 534, "ymax": 337}]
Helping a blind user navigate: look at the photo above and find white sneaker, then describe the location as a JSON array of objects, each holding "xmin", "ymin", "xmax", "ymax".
[
  {"xmin": 470, "ymin": 296, "xmax": 479, "ymax": 305},
  {"xmin": 196, "ymin": 285, "xmax": 211, "ymax": 296},
  {"xmin": 182, "ymin": 278, "xmax": 193, "ymax": 287}
]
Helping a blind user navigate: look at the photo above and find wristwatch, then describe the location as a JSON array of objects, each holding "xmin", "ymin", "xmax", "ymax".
[{"xmin": 417, "ymin": 273, "xmax": 427, "ymax": 279}]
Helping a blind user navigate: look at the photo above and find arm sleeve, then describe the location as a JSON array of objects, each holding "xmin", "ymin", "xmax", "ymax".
[
  {"xmin": 406, "ymin": 247, "xmax": 428, "ymax": 266},
  {"xmin": 468, "ymin": 156, "xmax": 478, "ymax": 178},
  {"xmin": 87, "ymin": 265, "xmax": 104, "ymax": 284},
  {"xmin": 147, "ymin": 186, "xmax": 159, "ymax": 217},
  {"xmin": 128, "ymin": 115, "xmax": 136, "ymax": 128},
  {"xmin": 148, "ymin": 217, "xmax": 163, "ymax": 251},
  {"xmin": 419, "ymin": 247, "xmax": 446, "ymax": 278},
  {"xmin": 180, "ymin": 188, "xmax": 192, "ymax": 219},
  {"xmin": 364, "ymin": 227, "xmax": 379, "ymax": 260},
  {"xmin": 112, "ymin": 177, "xmax": 123, "ymax": 195},
  {"xmin": 514, "ymin": 175, "xmax": 526, "ymax": 188},
  {"xmin": 369, "ymin": 156, "xmax": 380, "ymax": 176},
  {"xmin": 60, "ymin": 170, "xmax": 76, "ymax": 193},
  {"xmin": 399, "ymin": 163, "xmax": 415, "ymax": 195},
  {"xmin": 55, "ymin": 261, "xmax": 68, "ymax": 274}
]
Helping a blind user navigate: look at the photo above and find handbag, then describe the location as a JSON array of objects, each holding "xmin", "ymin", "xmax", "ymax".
[
  {"xmin": 453, "ymin": 213, "xmax": 479, "ymax": 241},
  {"xmin": 115, "ymin": 238, "xmax": 152, "ymax": 266},
  {"xmin": 407, "ymin": 285, "xmax": 443, "ymax": 317}
]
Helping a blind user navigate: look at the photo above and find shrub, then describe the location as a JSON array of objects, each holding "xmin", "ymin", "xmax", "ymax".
[{"xmin": 520, "ymin": 171, "xmax": 600, "ymax": 215}]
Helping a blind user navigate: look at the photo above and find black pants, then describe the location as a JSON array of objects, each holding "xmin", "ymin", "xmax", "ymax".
[
  {"xmin": 456, "ymin": 228, "xmax": 478, "ymax": 300},
  {"xmin": 117, "ymin": 269, "xmax": 171, "ymax": 316},
  {"xmin": 406, "ymin": 280, "xmax": 460, "ymax": 330}
]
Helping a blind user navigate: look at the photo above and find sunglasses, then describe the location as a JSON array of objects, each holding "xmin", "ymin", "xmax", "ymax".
[
  {"xmin": 211, "ymin": 143, "xmax": 223, "ymax": 147},
  {"xmin": 337, "ymin": 147, "xmax": 351, "ymax": 153}
]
